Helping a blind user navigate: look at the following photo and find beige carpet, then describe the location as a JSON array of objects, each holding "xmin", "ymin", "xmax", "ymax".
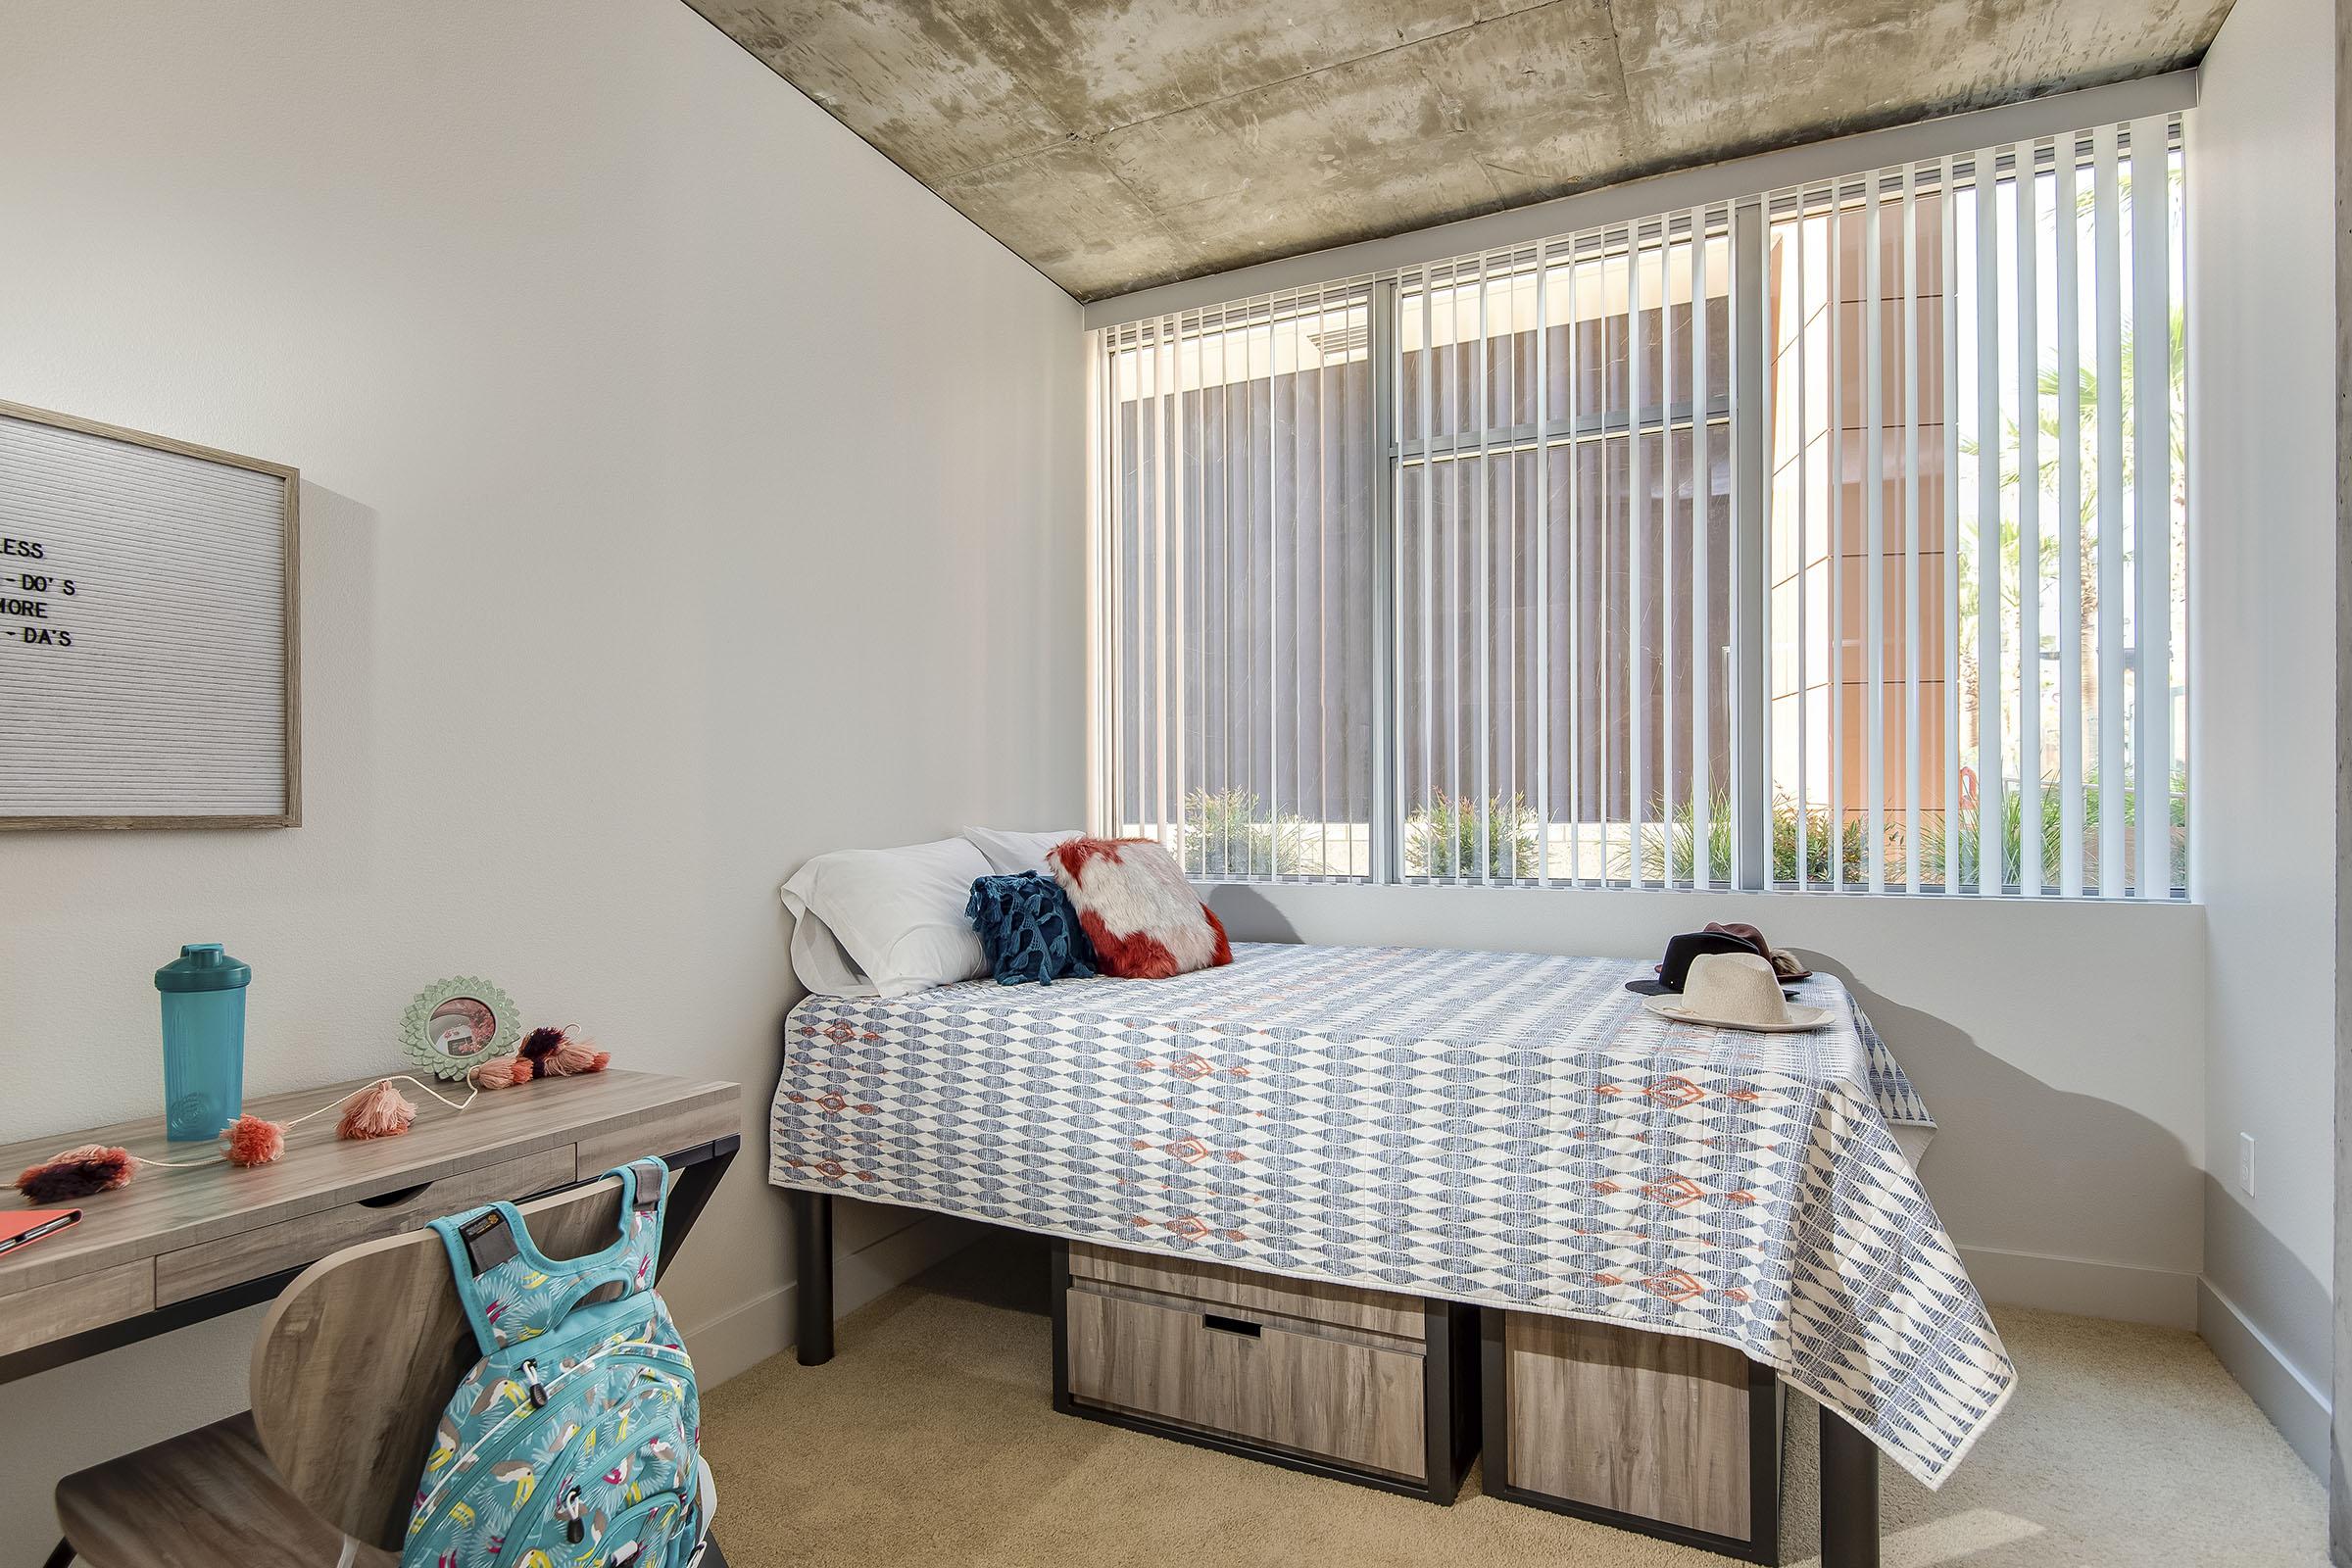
[{"xmin": 703, "ymin": 1237, "xmax": 2326, "ymax": 1567}]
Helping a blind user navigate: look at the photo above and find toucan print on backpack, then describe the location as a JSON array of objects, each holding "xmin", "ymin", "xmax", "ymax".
[{"xmin": 403, "ymin": 1159, "xmax": 707, "ymax": 1568}]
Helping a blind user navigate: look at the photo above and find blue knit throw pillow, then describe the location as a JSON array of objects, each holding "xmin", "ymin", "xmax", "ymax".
[{"xmin": 965, "ymin": 872, "xmax": 1097, "ymax": 986}]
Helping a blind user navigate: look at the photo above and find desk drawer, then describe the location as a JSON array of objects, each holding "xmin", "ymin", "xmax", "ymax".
[
  {"xmin": 1065, "ymin": 1284, "xmax": 1428, "ymax": 1482},
  {"xmin": 0, "ymin": 1258, "xmax": 154, "ymax": 1357},
  {"xmin": 574, "ymin": 1093, "xmax": 738, "ymax": 1175},
  {"xmin": 154, "ymin": 1145, "xmax": 576, "ymax": 1306},
  {"xmin": 1068, "ymin": 1242, "xmax": 1424, "ymax": 1340}
]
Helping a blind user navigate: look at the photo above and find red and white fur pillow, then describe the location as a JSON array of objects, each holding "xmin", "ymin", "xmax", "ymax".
[{"xmin": 1045, "ymin": 837, "xmax": 1233, "ymax": 979}]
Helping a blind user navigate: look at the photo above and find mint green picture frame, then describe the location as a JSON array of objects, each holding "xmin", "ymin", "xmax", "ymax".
[{"xmin": 401, "ymin": 975, "xmax": 521, "ymax": 1081}]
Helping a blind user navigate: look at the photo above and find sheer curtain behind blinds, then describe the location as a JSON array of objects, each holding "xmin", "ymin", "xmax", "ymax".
[{"xmin": 1092, "ymin": 113, "xmax": 2186, "ymax": 900}]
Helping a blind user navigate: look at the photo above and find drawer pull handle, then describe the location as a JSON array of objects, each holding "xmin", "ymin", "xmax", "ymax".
[
  {"xmin": 358, "ymin": 1182, "xmax": 433, "ymax": 1209},
  {"xmin": 1201, "ymin": 1312, "xmax": 1261, "ymax": 1339}
]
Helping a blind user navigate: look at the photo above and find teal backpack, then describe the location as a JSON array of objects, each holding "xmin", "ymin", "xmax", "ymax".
[{"xmin": 404, "ymin": 1159, "xmax": 706, "ymax": 1568}]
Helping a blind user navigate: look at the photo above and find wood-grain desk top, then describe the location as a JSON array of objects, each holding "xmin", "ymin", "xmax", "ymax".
[{"xmin": 0, "ymin": 1069, "xmax": 739, "ymax": 1304}]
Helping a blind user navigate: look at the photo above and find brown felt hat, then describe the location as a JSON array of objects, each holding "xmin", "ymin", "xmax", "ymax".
[{"xmin": 1702, "ymin": 921, "xmax": 1811, "ymax": 981}]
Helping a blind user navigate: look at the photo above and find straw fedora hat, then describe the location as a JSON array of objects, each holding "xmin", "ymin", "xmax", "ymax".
[{"xmin": 1641, "ymin": 952, "xmax": 1832, "ymax": 1033}]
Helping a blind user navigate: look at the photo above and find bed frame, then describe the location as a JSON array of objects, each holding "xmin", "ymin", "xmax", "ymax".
[{"xmin": 785, "ymin": 1191, "xmax": 1884, "ymax": 1567}]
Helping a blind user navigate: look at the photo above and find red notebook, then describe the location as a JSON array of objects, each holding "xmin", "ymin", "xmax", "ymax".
[{"xmin": 0, "ymin": 1209, "xmax": 80, "ymax": 1257}]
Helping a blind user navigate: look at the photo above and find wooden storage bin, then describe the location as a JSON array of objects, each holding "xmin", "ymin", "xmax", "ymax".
[
  {"xmin": 1052, "ymin": 1241, "xmax": 1477, "ymax": 1501},
  {"xmin": 1484, "ymin": 1309, "xmax": 1784, "ymax": 1563}
]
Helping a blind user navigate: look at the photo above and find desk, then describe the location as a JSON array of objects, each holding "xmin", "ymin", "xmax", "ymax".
[{"xmin": 0, "ymin": 1068, "xmax": 741, "ymax": 1384}]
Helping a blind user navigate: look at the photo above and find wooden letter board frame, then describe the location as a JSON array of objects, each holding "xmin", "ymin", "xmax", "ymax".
[{"xmin": 0, "ymin": 398, "xmax": 300, "ymax": 830}]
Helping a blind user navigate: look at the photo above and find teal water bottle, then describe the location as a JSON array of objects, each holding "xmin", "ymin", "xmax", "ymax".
[{"xmin": 156, "ymin": 944, "xmax": 252, "ymax": 1142}]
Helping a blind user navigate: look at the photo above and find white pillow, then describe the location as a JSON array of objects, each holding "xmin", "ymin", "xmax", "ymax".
[
  {"xmin": 788, "ymin": 907, "xmax": 871, "ymax": 998},
  {"xmin": 780, "ymin": 838, "xmax": 993, "ymax": 998},
  {"xmin": 961, "ymin": 825, "xmax": 1084, "ymax": 875}
]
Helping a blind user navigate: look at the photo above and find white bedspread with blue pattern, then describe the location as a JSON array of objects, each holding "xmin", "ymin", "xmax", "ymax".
[{"xmin": 770, "ymin": 942, "xmax": 2012, "ymax": 1487}]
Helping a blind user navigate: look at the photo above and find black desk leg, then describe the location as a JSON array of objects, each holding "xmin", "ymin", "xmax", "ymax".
[
  {"xmin": 655, "ymin": 1138, "xmax": 738, "ymax": 1282},
  {"xmin": 790, "ymin": 1190, "xmax": 834, "ymax": 1366},
  {"xmin": 1819, "ymin": 1405, "xmax": 1881, "ymax": 1568}
]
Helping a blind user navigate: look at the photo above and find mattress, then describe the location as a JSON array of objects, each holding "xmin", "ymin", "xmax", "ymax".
[{"xmin": 771, "ymin": 941, "xmax": 2012, "ymax": 1488}]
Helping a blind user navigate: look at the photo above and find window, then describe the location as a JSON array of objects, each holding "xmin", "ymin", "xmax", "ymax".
[{"xmin": 1094, "ymin": 115, "xmax": 2186, "ymax": 900}]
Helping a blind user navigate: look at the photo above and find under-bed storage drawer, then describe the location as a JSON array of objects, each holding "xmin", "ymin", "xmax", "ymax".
[
  {"xmin": 1054, "ymin": 1242, "xmax": 1476, "ymax": 1501},
  {"xmin": 1065, "ymin": 1288, "xmax": 1427, "ymax": 1479},
  {"xmin": 1484, "ymin": 1309, "xmax": 1784, "ymax": 1563},
  {"xmin": 1067, "ymin": 1241, "xmax": 1427, "ymax": 1340}
]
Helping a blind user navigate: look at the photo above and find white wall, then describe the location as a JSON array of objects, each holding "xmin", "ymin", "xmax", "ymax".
[
  {"xmin": 2186, "ymin": 0, "xmax": 2338, "ymax": 1473},
  {"xmin": 0, "ymin": 0, "xmax": 1081, "ymax": 1557},
  {"xmin": 1210, "ymin": 883, "xmax": 2209, "ymax": 1323}
]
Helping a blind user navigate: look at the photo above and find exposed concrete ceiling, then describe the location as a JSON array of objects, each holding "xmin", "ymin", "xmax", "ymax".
[{"xmin": 684, "ymin": 0, "xmax": 2231, "ymax": 303}]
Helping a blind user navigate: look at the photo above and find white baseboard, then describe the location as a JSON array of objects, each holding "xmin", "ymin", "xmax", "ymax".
[
  {"xmin": 2197, "ymin": 1278, "xmax": 2330, "ymax": 1478},
  {"xmin": 684, "ymin": 1280, "xmax": 798, "ymax": 1389},
  {"xmin": 681, "ymin": 1210, "xmax": 982, "ymax": 1388},
  {"xmin": 1955, "ymin": 1249, "xmax": 2329, "ymax": 1477},
  {"xmin": 1957, "ymin": 1244, "xmax": 2199, "ymax": 1328}
]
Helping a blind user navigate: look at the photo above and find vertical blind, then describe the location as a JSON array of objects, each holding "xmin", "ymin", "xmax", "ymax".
[
  {"xmin": 1760, "ymin": 121, "xmax": 2183, "ymax": 896},
  {"xmin": 1099, "ymin": 292, "xmax": 1377, "ymax": 880},
  {"xmin": 1395, "ymin": 215, "xmax": 1735, "ymax": 888},
  {"xmin": 1095, "ymin": 113, "xmax": 2186, "ymax": 899}
]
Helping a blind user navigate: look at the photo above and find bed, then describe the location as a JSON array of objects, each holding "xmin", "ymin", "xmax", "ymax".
[{"xmin": 768, "ymin": 940, "xmax": 2013, "ymax": 1501}]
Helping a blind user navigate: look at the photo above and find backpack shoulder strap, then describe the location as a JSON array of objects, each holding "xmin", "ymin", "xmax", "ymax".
[
  {"xmin": 428, "ymin": 1203, "xmax": 525, "ymax": 1360},
  {"xmin": 606, "ymin": 1157, "xmax": 670, "ymax": 1283},
  {"xmin": 428, "ymin": 1158, "xmax": 673, "ymax": 1358}
]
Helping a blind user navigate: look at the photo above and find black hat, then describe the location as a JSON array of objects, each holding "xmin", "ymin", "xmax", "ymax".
[{"xmin": 1624, "ymin": 929, "xmax": 1771, "ymax": 996}]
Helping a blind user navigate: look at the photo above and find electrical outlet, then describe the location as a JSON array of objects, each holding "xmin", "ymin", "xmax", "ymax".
[{"xmin": 2238, "ymin": 1133, "xmax": 2256, "ymax": 1196}]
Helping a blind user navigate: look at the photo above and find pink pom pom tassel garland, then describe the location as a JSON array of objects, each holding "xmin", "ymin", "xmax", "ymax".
[
  {"xmin": 12, "ymin": 1027, "xmax": 612, "ymax": 1199},
  {"xmin": 15, "ymin": 1145, "xmax": 137, "ymax": 1202},
  {"xmin": 220, "ymin": 1114, "xmax": 288, "ymax": 1167},
  {"xmin": 335, "ymin": 1078, "xmax": 417, "ymax": 1141}
]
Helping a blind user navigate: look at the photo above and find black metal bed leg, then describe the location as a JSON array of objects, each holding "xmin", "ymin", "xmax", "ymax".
[
  {"xmin": 790, "ymin": 1189, "xmax": 834, "ymax": 1366},
  {"xmin": 1819, "ymin": 1405, "xmax": 1880, "ymax": 1568}
]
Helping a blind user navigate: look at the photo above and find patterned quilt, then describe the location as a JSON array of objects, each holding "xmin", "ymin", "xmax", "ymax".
[{"xmin": 769, "ymin": 942, "xmax": 2014, "ymax": 1487}]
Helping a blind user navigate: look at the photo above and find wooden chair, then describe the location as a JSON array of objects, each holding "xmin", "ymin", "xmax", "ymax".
[{"xmin": 47, "ymin": 1173, "xmax": 650, "ymax": 1568}]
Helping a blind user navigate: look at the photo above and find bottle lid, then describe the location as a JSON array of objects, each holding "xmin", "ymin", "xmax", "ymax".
[{"xmin": 155, "ymin": 943, "xmax": 252, "ymax": 993}]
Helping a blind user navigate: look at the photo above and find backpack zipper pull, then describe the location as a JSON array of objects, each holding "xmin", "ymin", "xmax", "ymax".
[
  {"xmin": 521, "ymin": 1359, "xmax": 548, "ymax": 1408},
  {"xmin": 563, "ymin": 1485, "xmax": 586, "ymax": 1544}
]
